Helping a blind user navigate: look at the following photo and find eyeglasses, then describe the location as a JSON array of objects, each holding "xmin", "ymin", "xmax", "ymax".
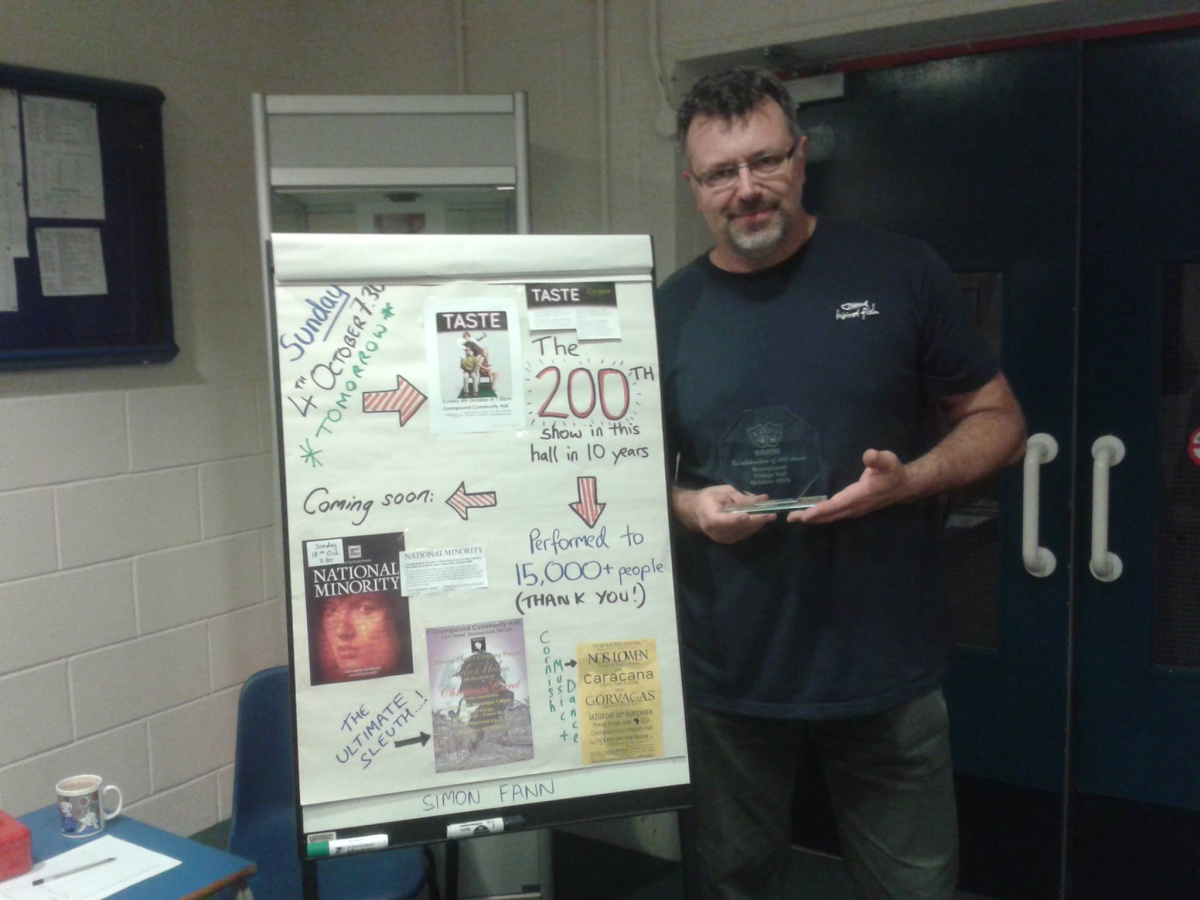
[{"xmin": 690, "ymin": 144, "xmax": 798, "ymax": 191}]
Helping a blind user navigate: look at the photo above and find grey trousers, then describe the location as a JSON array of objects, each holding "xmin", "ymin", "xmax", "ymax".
[{"xmin": 682, "ymin": 689, "xmax": 958, "ymax": 900}]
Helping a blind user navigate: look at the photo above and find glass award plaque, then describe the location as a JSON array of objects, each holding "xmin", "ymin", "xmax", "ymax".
[{"xmin": 717, "ymin": 407, "xmax": 826, "ymax": 514}]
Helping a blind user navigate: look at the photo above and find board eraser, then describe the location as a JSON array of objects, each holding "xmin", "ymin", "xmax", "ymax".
[{"xmin": 0, "ymin": 809, "xmax": 31, "ymax": 881}]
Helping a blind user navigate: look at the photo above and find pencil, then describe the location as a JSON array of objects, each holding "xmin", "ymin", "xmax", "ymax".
[{"xmin": 32, "ymin": 856, "xmax": 117, "ymax": 885}]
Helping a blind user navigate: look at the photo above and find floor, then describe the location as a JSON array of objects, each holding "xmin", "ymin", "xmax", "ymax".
[
  {"xmin": 550, "ymin": 830, "xmax": 992, "ymax": 900},
  {"xmin": 194, "ymin": 820, "xmax": 992, "ymax": 899}
]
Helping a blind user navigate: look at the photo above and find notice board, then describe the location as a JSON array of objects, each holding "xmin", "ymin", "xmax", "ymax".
[
  {"xmin": 0, "ymin": 63, "xmax": 176, "ymax": 369},
  {"xmin": 269, "ymin": 233, "xmax": 690, "ymax": 846}
]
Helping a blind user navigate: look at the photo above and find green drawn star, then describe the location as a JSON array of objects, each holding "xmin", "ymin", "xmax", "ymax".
[
  {"xmin": 381, "ymin": 303, "xmax": 395, "ymax": 319},
  {"xmin": 300, "ymin": 439, "xmax": 323, "ymax": 468}
]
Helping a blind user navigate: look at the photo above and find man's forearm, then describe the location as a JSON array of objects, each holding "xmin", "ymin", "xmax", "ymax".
[
  {"xmin": 902, "ymin": 405, "xmax": 1026, "ymax": 502},
  {"xmin": 671, "ymin": 485, "xmax": 700, "ymax": 533},
  {"xmin": 790, "ymin": 374, "xmax": 1025, "ymax": 525}
]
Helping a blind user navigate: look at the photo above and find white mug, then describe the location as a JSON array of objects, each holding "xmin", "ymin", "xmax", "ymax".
[{"xmin": 55, "ymin": 774, "xmax": 122, "ymax": 838}]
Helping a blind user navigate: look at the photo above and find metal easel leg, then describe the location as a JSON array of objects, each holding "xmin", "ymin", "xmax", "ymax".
[
  {"xmin": 537, "ymin": 829, "xmax": 554, "ymax": 900},
  {"xmin": 302, "ymin": 857, "xmax": 320, "ymax": 900},
  {"xmin": 444, "ymin": 839, "xmax": 459, "ymax": 900}
]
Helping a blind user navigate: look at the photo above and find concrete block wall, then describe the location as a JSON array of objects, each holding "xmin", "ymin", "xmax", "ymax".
[
  {"xmin": 463, "ymin": 1, "xmax": 604, "ymax": 238},
  {"xmin": 0, "ymin": 387, "xmax": 286, "ymax": 834}
]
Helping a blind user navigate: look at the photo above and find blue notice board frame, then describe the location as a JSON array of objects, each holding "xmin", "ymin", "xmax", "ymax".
[{"xmin": 0, "ymin": 63, "xmax": 177, "ymax": 370}]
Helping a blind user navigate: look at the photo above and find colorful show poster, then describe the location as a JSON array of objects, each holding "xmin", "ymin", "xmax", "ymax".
[
  {"xmin": 424, "ymin": 295, "xmax": 526, "ymax": 434},
  {"xmin": 578, "ymin": 638, "xmax": 663, "ymax": 765},
  {"xmin": 303, "ymin": 531, "xmax": 414, "ymax": 686},
  {"xmin": 427, "ymin": 618, "xmax": 533, "ymax": 773}
]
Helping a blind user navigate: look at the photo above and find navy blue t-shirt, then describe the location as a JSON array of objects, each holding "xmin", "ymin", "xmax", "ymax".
[{"xmin": 656, "ymin": 220, "xmax": 999, "ymax": 719}]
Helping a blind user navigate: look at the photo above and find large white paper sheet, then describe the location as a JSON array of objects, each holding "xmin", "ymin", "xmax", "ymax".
[
  {"xmin": 0, "ymin": 256, "xmax": 16, "ymax": 313},
  {"xmin": 22, "ymin": 95, "xmax": 105, "ymax": 221},
  {"xmin": 36, "ymin": 227, "xmax": 107, "ymax": 296},
  {"xmin": 269, "ymin": 235, "xmax": 688, "ymax": 834},
  {"xmin": 0, "ymin": 89, "xmax": 27, "ymax": 258},
  {"xmin": 0, "ymin": 835, "xmax": 180, "ymax": 900}
]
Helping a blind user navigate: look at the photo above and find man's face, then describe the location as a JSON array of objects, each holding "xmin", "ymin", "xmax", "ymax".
[
  {"xmin": 322, "ymin": 593, "xmax": 400, "ymax": 676},
  {"xmin": 684, "ymin": 99, "xmax": 808, "ymax": 271}
]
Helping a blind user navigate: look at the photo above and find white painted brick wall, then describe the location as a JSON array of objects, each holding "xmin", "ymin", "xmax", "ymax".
[
  {"xmin": 136, "ymin": 535, "xmax": 265, "ymax": 635},
  {"xmin": 0, "ymin": 564, "xmax": 137, "ymax": 674},
  {"xmin": 0, "ymin": 387, "xmax": 285, "ymax": 833},
  {"xmin": 127, "ymin": 385, "xmax": 262, "ymax": 472},
  {"xmin": 127, "ymin": 774, "xmax": 221, "ymax": 838},
  {"xmin": 56, "ymin": 470, "xmax": 203, "ymax": 569},
  {"xmin": 0, "ymin": 725, "xmax": 152, "ymax": 817},
  {"xmin": 0, "ymin": 490, "xmax": 59, "ymax": 582},
  {"xmin": 217, "ymin": 763, "xmax": 237, "ymax": 822},
  {"xmin": 0, "ymin": 394, "xmax": 127, "ymax": 491},
  {"xmin": 208, "ymin": 600, "xmax": 288, "ymax": 693},
  {"xmin": 148, "ymin": 689, "xmax": 241, "ymax": 792},
  {"xmin": 199, "ymin": 456, "xmax": 277, "ymax": 538},
  {"xmin": 0, "ymin": 665, "xmax": 72, "ymax": 766}
]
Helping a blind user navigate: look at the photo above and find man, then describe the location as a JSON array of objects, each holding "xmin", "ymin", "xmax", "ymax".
[
  {"xmin": 656, "ymin": 68, "xmax": 1026, "ymax": 899},
  {"xmin": 461, "ymin": 346, "xmax": 482, "ymax": 398}
]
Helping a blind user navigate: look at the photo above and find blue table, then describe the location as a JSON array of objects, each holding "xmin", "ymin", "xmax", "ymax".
[{"xmin": 18, "ymin": 805, "xmax": 256, "ymax": 899}]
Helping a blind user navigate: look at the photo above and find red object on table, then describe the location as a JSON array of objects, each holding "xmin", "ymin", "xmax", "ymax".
[{"xmin": 0, "ymin": 809, "xmax": 32, "ymax": 880}]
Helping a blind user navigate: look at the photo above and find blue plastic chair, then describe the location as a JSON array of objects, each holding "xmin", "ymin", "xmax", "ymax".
[{"xmin": 228, "ymin": 666, "xmax": 426, "ymax": 899}]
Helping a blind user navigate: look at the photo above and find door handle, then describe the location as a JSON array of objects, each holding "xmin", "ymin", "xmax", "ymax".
[
  {"xmin": 1090, "ymin": 435, "xmax": 1125, "ymax": 582},
  {"xmin": 1022, "ymin": 433, "xmax": 1058, "ymax": 577}
]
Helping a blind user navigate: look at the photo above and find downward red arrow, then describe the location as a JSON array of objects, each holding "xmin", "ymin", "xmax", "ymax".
[{"xmin": 570, "ymin": 476, "xmax": 605, "ymax": 528}]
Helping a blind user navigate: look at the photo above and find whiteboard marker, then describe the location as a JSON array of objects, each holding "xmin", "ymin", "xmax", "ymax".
[
  {"xmin": 446, "ymin": 815, "xmax": 526, "ymax": 839},
  {"xmin": 306, "ymin": 834, "xmax": 389, "ymax": 857}
]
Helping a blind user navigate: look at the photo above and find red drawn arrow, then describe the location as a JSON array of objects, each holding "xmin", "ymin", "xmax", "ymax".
[
  {"xmin": 446, "ymin": 482, "xmax": 498, "ymax": 520},
  {"xmin": 570, "ymin": 476, "xmax": 606, "ymax": 528},
  {"xmin": 362, "ymin": 376, "xmax": 427, "ymax": 426}
]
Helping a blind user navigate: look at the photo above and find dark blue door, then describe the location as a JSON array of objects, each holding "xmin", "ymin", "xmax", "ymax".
[
  {"xmin": 794, "ymin": 26, "xmax": 1200, "ymax": 899},
  {"xmin": 1069, "ymin": 29, "xmax": 1200, "ymax": 899}
]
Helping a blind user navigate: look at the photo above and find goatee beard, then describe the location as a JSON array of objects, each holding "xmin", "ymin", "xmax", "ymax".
[{"xmin": 727, "ymin": 207, "xmax": 787, "ymax": 259}]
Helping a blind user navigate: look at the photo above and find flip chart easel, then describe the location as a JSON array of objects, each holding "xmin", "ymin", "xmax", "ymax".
[{"xmin": 268, "ymin": 233, "xmax": 691, "ymax": 873}]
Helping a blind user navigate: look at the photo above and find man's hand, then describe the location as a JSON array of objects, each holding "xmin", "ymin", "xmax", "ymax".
[
  {"xmin": 789, "ymin": 449, "xmax": 908, "ymax": 524},
  {"xmin": 673, "ymin": 484, "xmax": 775, "ymax": 544}
]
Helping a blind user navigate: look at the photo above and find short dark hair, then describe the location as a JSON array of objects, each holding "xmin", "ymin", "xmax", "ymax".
[{"xmin": 676, "ymin": 67, "xmax": 801, "ymax": 155}]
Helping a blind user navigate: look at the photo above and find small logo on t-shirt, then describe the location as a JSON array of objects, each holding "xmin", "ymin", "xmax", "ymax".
[{"xmin": 836, "ymin": 301, "xmax": 880, "ymax": 321}]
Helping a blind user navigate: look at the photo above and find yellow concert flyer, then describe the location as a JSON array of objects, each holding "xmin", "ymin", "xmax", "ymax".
[{"xmin": 578, "ymin": 638, "xmax": 663, "ymax": 764}]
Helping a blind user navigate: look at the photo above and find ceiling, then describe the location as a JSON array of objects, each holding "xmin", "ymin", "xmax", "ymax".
[{"xmin": 675, "ymin": 0, "xmax": 1200, "ymax": 82}]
